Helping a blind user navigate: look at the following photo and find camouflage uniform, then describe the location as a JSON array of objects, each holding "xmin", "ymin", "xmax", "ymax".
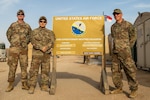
[
  {"xmin": 111, "ymin": 19, "xmax": 138, "ymax": 91},
  {"xmin": 29, "ymin": 26, "xmax": 55, "ymax": 87},
  {"xmin": 6, "ymin": 20, "xmax": 32, "ymax": 83}
]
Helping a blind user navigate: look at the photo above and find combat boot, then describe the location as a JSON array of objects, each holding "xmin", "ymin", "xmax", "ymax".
[
  {"xmin": 5, "ymin": 82, "xmax": 14, "ymax": 92},
  {"xmin": 110, "ymin": 88, "xmax": 123, "ymax": 94},
  {"xmin": 28, "ymin": 86, "xmax": 35, "ymax": 94},
  {"xmin": 22, "ymin": 82, "xmax": 29, "ymax": 90},
  {"xmin": 129, "ymin": 90, "xmax": 137, "ymax": 98},
  {"xmin": 41, "ymin": 85, "xmax": 49, "ymax": 92}
]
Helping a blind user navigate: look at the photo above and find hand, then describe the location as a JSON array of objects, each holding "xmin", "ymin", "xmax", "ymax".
[
  {"xmin": 42, "ymin": 46, "xmax": 48, "ymax": 52},
  {"xmin": 113, "ymin": 49, "xmax": 118, "ymax": 53}
]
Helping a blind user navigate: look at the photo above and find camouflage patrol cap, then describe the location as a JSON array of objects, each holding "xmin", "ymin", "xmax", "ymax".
[
  {"xmin": 113, "ymin": 9, "xmax": 122, "ymax": 14},
  {"xmin": 39, "ymin": 16, "xmax": 47, "ymax": 22},
  {"xmin": 17, "ymin": 9, "xmax": 24, "ymax": 15}
]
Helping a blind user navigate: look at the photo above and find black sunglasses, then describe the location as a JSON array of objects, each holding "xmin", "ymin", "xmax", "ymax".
[
  {"xmin": 17, "ymin": 13, "xmax": 24, "ymax": 15},
  {"xmin": 40, "ymin": 20, "xmax": 46, "ymax": 23},
  {"xmin": 113, "ymin": 13, "xmax": 120, "ymax": 16}
]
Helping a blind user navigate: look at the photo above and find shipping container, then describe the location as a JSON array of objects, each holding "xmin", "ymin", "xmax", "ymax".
[{"xmin": 134, "ymin": 12, "xmax": 150, "ymax": 70}]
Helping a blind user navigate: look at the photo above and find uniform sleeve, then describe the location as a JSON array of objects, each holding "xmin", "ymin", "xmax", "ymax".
[
  {"xmin": 111, "ymin": 26, "xmax": 114, "ymax": 38},
  {"xmin": 6, "ymin": 24, "xmax": 13, "ymax": 43},
  {"xmin": 110, "ymin": 25, "xmax": 115, "ymax": 51},
  {"xmin": 128, "ymin": 24, "xmax": 137, "ymax": 48},
  {"xmin": 47, "ymin": 31, "xmax": 56, "ymax": 48},
  {"xmin": 44, "ymin": 31, "xmax": 56, "ymax": 53}
]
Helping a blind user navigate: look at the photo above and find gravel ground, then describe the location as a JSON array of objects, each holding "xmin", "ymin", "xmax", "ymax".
[{"xmin": 0, "ymin": 56, "xmax": 150, "ymax": 100}]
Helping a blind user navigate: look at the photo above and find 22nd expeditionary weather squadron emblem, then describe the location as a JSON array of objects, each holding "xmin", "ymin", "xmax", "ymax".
[{"xmin": 72, "ymin": 21, "xmax": 86, "ymax": 36}]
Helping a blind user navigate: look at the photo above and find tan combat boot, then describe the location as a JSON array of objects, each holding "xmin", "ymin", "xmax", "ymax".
[
  {"xmin": 129, "ymin": 90, "xmax": 137, "ymax": 98},
  {"xmin": 41, "ymin": 85, "xmax": 49, "ymax": 92},
  {"xmin": 5, "ymin": 82, "xmax": 14, "ymax": 92},
  {"xmin": 22, "ymin": 82, "xmax": 29, "ymax": 90},
  {"xmin": 110, "ymin": 88, "xmax": 123, "ymax": 94},
  {"xmin": 28, "ymin": 86, "xmax": 35, "ymax": 94}
]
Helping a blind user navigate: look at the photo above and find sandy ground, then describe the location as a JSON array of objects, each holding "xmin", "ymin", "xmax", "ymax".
[{"xmin": 0, "ymin": 56, "xmax": 150, "ymax": 100}]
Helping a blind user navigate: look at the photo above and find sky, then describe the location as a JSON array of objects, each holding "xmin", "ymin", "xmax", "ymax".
[{"xmin": 0, "ymin": 0, "xmax": 150, "ymax": 48}]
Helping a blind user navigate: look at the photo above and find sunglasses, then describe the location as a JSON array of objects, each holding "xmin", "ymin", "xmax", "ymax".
[
  {"xmin": 40, "ymin": 20, "xmax": 46, "ymax": 23},
  {"xmin": 17, "ymin": 13, "xmax": 24, "ymax": 15},
  {"xmin": 113, "ymin": 13, "xmax": 120, "ymax": 16}
]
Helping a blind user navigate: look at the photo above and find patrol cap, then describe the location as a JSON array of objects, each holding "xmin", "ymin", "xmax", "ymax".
[
  {"xmin": 17, "ymin": 9, "xmax": 24, "ymax": 15},
  {"xmin": 39, "ymin": 16, "xmax": 47, "ymax": 22},
  {"xmin": 113, "ymin": 9, "xmax": 122, "ymax": 15}
]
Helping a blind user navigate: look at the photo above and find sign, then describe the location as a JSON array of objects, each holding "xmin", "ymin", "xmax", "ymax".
[{"xmin": 53, "ymin": 16, "xmax": 104, "ymax": 55}]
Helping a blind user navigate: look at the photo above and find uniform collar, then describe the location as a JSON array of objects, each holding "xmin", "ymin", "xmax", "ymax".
[{"xmin": 115, "ymin": 18, "xmax": 125, "ymax": 24}]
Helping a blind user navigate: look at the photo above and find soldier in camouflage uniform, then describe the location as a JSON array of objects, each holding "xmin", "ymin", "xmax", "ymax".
[
  {"xmin": 28, "ymin": 16, "xmax": 55, "ymax": 94},
  {"xmin": 6, "ymin": 9, "xmax": 32, "ymax": 92},
  {"xmin": 110, "ymin": 9, "xmax": 138, "ymax": 98}
]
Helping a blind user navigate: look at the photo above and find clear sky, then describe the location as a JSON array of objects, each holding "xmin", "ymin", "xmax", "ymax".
[{"xmin": 0, "ymin": 0, "xmax": 150, "ymax": 48}]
